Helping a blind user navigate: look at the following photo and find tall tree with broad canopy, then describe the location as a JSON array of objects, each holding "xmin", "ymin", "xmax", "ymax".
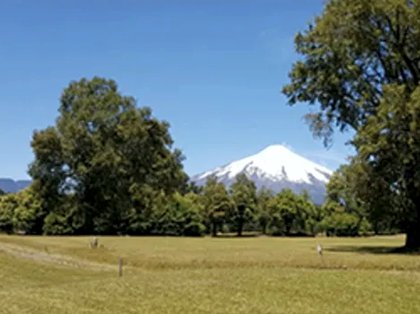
[
  {"xmin": 325, "ymin": 165, "xmax": 366, "ymax": 219},
  {"xmin": 256, "ymin": 188, "xmax": 274, "ymax": 235},
  {"xmin": 267, "ymin": 189, "xmax": 317, "ymax": 236},
  {"xmin": 230, "ymin": 173, "xmax": 257, "ymax": 236},
  {"xmin": 283, "ymin": 0, "xmax": 420, "ymax": 248},
  {"xmin": 30, "ymin": 77, "xmax": 187, "ymax": 234},
  {"xmin": 201, "ymin": 176, "xmax": 232, "ymax": 237}
]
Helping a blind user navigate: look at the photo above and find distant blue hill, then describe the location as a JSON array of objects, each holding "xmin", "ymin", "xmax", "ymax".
[{"xmin": 0, "ymin": 178, "xmax": 31, "ymax": 193}]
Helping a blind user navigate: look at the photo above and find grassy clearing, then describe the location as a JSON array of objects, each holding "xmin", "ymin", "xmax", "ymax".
[{"xmin": 0, "ymin": 235, "xmax": 419, "ymax": 313}]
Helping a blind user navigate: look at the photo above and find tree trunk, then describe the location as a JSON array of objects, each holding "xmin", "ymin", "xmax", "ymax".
[
  {"xmin": 238, "ymin": 219, "xmax": 243, "ymax": 237},
  {"xmin": 373, "ymin": 221, "xmax": 379, "ymax": 235},
  {"xmin": 237, "ymin": 206, "xmax": 245, "ymax": 237},
  {"xmin": 212, "ymin": 221, "xmax": 217, "ymax": 237},
  {"xmin": 405, "ymin": 223, "xmax": 420, "ymax": 249},
  {"xmin": 405, "ymin": 187, "xmax": 420, "ymax": 249},
  {"xmin": 237, "ymin": 219, "xmax": 243, "ymax": 237},
  {"xmin": 262, "ymin": 223, "xmax": 267, "ymax": 235}
]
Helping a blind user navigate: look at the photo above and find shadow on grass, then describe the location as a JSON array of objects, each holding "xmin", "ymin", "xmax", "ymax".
[
  {"xmin": 213, "ymin": 234, "xmax": 259, "ymax": 239},
  {"xmin": 326, "ymin": 245, "xmax": 420, "ymax": 255}
]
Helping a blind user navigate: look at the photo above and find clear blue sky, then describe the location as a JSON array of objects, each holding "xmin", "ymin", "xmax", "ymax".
[{"xmin": 0, "ymin": 0, "xmax": 354, "ymax": 180}]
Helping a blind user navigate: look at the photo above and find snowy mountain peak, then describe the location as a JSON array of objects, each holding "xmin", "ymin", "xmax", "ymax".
[
  {"xmin": 258, "ymin": 144, "xmax": 292, "ymax": 155},
  {"xmin": 193, "ymin": 144, "xmax": 333, "ymax": 204}
]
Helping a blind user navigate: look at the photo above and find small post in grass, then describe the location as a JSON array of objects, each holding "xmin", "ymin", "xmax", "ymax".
[
  {"xmin": 90, "ymin": 237, "xmax": 98, "ymax": 249},
  {"xmin": 118, "ymin": 257, "xmax": 123, "ymax": 277},
  {"xmin": 316, "ymin": 243, "xmax": 324, "ymax": 267},
  {"xmin": 317, "ymin": 243, "xmax": 323, "ymax": 256}
]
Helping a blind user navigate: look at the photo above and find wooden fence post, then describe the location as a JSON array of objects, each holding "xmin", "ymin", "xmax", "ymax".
[{"xmin": 118, "ymin": 257, "xmax": 123, "ymax": 277}]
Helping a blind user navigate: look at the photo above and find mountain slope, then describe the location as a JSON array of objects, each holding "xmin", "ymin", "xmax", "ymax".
[
  {"xmin": 0, "ymin": 179, "xmax": 31, "ymax": 193},
  {"xmin": 192, "ymin": 145, "xmax": 332, "ymax": 204}
]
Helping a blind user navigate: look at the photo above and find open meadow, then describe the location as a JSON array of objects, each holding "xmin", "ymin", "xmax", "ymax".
[{"xmin": 1, "ymin": 235, "xmax": 420, "ymax": 314}]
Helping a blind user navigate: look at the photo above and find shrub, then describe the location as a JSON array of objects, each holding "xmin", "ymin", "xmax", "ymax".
[{"xmin": 321, "ymin": 212, "xmax": 360, "ymax": 237}]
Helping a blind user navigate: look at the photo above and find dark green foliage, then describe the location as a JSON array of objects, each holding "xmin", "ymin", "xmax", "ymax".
[
  {"xmin": 29, "ymin": 77, "xmax": 187, "ymax": 235},
  {"xmin": 43, "ymin": 212, "xmax": 75, "ymax": 235},
  {"xmin": 284, "ymin": 0, "xmax": 420, "ymax": 142},
  {"xmin": 230, "ymin": 174, "xmax": 257, "ymax": 236},
  {"xmin": 256, "ymin": 188, "xmax": 274, "ymax": 234},
  {"xmin": 323, "ymin": 163, "xmax": 397, "ymax": 236},
  {"xmin": 320, "ymin": 199, "xmax": 372, "ymax": 237},
  {"xmin": 184, "ymin": 182, "xmax": 203, "ymax": 195},
  {"xmin": 267, "ymin": 189, "xmax": 318, "ymax": 236},
  {"xmin": 325, "ymin": 165, "xmax": 362, "ymax": 215},
  {"xmin": 201, "ymin": 176, "xmax": 232, "ymax": 237},
  {"xmin": 284, "ymin": 0, "xmax": 420, "ymax": 248},
  {"xmin": 151, "ymin": 193, "xmax": 205, "ymax": 236},
  {"xmin": 0, "ymin": 187, "xmax": 45, "ymax": 234},
  {"xmin": 321, "ymin": 212, "xmax": 361, "ymax": 237},
  {"xmin": 12, "ymin": 188, "xmax": 45, "ymax": 234},
  {"xmin": 0, "ymin": 194, "xmax": 15, "ymax": 234},
  {"xmin": 353, "ymin": 86, "xmax": 420, "ymax": 244}
]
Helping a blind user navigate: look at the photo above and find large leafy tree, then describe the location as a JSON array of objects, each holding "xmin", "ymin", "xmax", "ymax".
[
  {"xmin": 201, "ymin": 176, "xmax": 232, "ymax": 237},
  {"xmin": 0, "ymin": 187, "xmax": 44, "ymax": 234},
  {"xmin": 283, "ymin": 0, "xmax": 420, "ymax": 248},
  {"xmin": 353, "ymin": 85, "xmax": 420, "ymax": 242},
  {"xmin": 12, "ymin": 187, "xmax": 45, "ymax": 234},
  {"xmin": 321, "ymin": 165, "xmax": 373, "ymax": 236},
  {"xmin": 30, "ymin": 77, "xmax": 187, "ymax": 234},
  {"xmin": 152, "ymin": 192, "xmax": 205, "ymax": 236},
  {"xmin": 268, "ymin": 189, "xmax": 316, "ymax": 236},
  {"xmin": 325, "ymin": 165, "xmax": 365, "ymax": 218},
  {"xmin": 256, "ymin": 188, "xmax": 274, "ymax": 235},
  {"xmin": 230, "ymin": 173, "xmax": 257, "ymax": 236},
  {"xmin": 0, "ymin": 194, "xmax": 16, "ymax": 233}
]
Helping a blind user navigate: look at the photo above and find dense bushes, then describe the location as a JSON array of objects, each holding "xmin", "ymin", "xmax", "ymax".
[
  {"xmin": 321, "ymin": 213, "xmax": 360, "ymax": 237},
  {"xmin": 267, "ymin": 190, "xmax": 317, "ymax": 236},
  {"xmin": 0, "ymin": 177, "xmax": 376, "ymax": 237},
  {"xmin": 0, "ymin": 163, "xmax": 382, "ymax": 237},
  {"xmin": 148, "ymin": 193, "xmax": 205, "ymax": 236},
  {"xmin": 0, "ymin": 188, "xmax": 45, "ymax": 234}
]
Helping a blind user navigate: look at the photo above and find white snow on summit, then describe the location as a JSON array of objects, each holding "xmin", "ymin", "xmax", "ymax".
[
  {"xmin": 193, "ymin": 144, "xmax": 333, "ymax": 203},
  {"xmin": 196, "ymin": 144, "xmax": 332, "ymax": 184}
]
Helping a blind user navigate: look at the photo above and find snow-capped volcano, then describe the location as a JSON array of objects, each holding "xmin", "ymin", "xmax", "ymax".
[{"xmin": 192, "ymin": 145, "xmax": 333, "ymax": 204}]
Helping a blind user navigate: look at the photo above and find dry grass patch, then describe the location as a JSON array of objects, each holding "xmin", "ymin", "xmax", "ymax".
[{"xmin": 1, "ymin": 235, "xmax": 419, "ymax": 313}]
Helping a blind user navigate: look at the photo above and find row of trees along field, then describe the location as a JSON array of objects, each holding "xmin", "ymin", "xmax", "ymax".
[
  {"xmin": 0, "ymin": 77, "xmax": 383, "ymax": 238},
  {"xmin": 0, "ymin": 167, "xmax": 378, "ymax": 237},
  {"xmin": 2, "ymin": 0, "xmax": 420, "ymax": 249}
]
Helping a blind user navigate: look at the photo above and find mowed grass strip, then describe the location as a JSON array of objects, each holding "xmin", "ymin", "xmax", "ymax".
[{"xmin": 1, "ymin": 235, "xmax": 420, "ymax": 313}]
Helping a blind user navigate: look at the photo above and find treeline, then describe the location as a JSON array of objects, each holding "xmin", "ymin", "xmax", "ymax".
[
  {"xmin": 0, "ymin": 77, "xmax": 397, "ymax": 237},
  {"xmin": 0, "ymin": 170, "xmax": 386, "ymax": 237}
]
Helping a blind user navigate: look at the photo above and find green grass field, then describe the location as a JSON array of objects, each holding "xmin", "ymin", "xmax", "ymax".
[{"xmin": 1, "ymin": 235, "xmax": 419, "ymax": 314}]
